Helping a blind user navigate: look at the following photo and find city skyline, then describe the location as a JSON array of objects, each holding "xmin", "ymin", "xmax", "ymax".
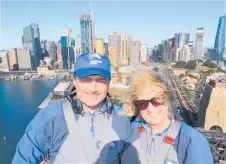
[{"xmin": 0, "ymin": 1, "xmax": 225, "ymax": 49}]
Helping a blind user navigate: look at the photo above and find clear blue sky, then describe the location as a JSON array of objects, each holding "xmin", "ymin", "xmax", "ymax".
[{"xmin": 0, "ymin": 0, "xmax": 225, "ymax": 49}]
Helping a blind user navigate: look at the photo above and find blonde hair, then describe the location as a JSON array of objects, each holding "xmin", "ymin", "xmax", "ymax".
[{"xmin": 124, "ymin": 71, "xmax": 171, "ymax": 117}]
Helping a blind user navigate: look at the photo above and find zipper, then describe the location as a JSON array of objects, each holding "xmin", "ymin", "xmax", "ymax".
[
  {"xmin": 90, "ymin": 114, "xmax": 95, "ymax": 138},
  {"xmin": 89, "ymin": 110, "xmax": 105, "ymax": 138}
]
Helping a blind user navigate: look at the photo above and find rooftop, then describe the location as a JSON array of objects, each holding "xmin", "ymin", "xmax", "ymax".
[{"xmin": 53, "ymin": 82, "xmax": 72, "ymax": 92}]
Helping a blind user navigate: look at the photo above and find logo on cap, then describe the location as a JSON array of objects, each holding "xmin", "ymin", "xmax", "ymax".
[{"xmin": 89, "ymin": 53, "xmax": 102, "ymax": 65}]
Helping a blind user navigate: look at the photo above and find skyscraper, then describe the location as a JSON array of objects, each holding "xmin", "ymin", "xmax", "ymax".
[
  {"xmin": 22, "ymin": 23, "xmax": 41, "ymax": 69},
  {"xmin": 177, "ymin": 45, "xmax": 191, "ymax": 62},
  {"xmin": 61, "ymin": 36, "xmax": 69, "ymax": 69},
  {"xmin": 31, "ymin": 23, "xmax": 41, "ymax": 61},
  {"xmin": 104, "ymin": 42, "xmax": 108, "ymax": 56},
  {"xmin": 214, "ymin": 15, "xmax": 226, "ymax": 61},
  {"xmin": 195, "ymin": 27, "xmax": 204, "ymax": 60},
  {"xmin": 108, "ymin": 32, "xmax": 122, "ymax": 66},
  {"xmin": 75, "ymin": 34, "xmax": 81, "ymax": 58},
  {"xmin": 188, "ymin": 41, "xmax": 195, "ymax": 60},
  {"xmin": 140, "ymin": 44, "xmax": 148, "ymax": 63},
  {"xmin": 179, "ymin": 32, "xmax": 190, "ymax": 46},
  {"xmin": 95, "ymin": 38, "xmax": 104, "ymax": 55},
  {"xmin": 0, "ymin": 51, "xmax": 10, "ymax": 71},
  {"xmin": 109, "ymin": 47, "xmax": 118, "ymax": 68},
  {"xmin": 8, "ymin": 48, "xmax": 18, "ymax": 70},
  {"xmin": 80, "ymin": 15, "xmax": 93, "ymax": 54},
  {"xmin": 121, "ymin": 36, "xmax": 130, "ymax": 66},
  {"xmin": 56, "ymin": 43, "xmax": 63, "ymax": 69},
  {"xmin": 174, "ymin": 33, "xmax": 180, "ymax": 49},
  {"xmin": 46, "ymin": 41, "xmax": 57, "ymax": 62},
  {"xmin": 60, "ymin": 32, "xmax": 75, "ymax": 70},
  {"xmin": 17, "ymin": 48, "xmax": 32, "ymax": 71},
  {"xmin": 163, "ymin": 38, "xmax": 173, "ymax": 62},
  {"xmin": 130, "ymin": 40, "xmax": 141, "ymax": 66}
]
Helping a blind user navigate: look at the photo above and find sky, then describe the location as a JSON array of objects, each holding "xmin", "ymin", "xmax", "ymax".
[{"xmin": 0, "ymin": 0, "xmax": 225, "ymax": 49}]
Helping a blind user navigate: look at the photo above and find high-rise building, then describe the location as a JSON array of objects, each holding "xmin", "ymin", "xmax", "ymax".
[
  {"xmin": 121, "ymin": 36, "xmax": 130, "ymax": 66},
  {"xmin": 168, "ymin": 38, "xmax": 174, "ymax": 61},
  {"xmin": 104, "ymin": 42, "xmax": 108, "ymax": 56},
  {"xmin": 179, "ymin": 32, "xmax": 190, "ymax": 46},
  {"xmin": 130, "ymin": 40, "xmax": 141, "ymax": 66},
  {"xmin": 61, "ymin": 36, "xmax": 69, "ymax": 69},
  {"xmin": 60, "ymin": 34, "xmax": 75, "ymax": 69},
  {"xmin": 75, "ymin": 34, "xmax": 81, "ymax": 59},
  {"xmin": 8, "ymin": 48, "xmax": 19, "ymax": 70},
  {"xmin": 22, "ymin": 25, "xmax": 35, "ymax": 68},
  {"xmin": 80, "ymin": 15, "xmax": 93, "ymax": 54},
  {"xmin": 127, "ymin": 36, "xmax": 132, "ymax": 64},
  {"xmin": 174, "ymin": 33, "xmax": 180, "ymax": 49},
  {"xmin": 140, "ymin": 44, "xmax": 148, "ymax": 63},
  {"xmin": 56, "ymin": 43, "xmax": 63, "ymax": 69},
  {"xmin": 157, "ymin": 44, "xmax": 164, "ymax": 62},
  {"xmin": 188, "ymin": 41, "xmax": 195, "ymax": 60},
  {"xmin": 0, "ymin": 51, "xmax": 10, "ymax": 71},
  {"xmin": 108, "ymin": 32, "xmax": 122, "ymax": 66},
  {"xmin": 205, "ymin": 48, "xmax": 216, "ymax": 60},
  {"xmin": 95, "ymin": 38, "xmax": 104, "ymax": 55},
  {"xmin": 109, "ymin": 47, "xmax": 118, "ymax": 68},
  {"xmin": 69, "ymin": 47, "xmax": 75, "ymax": 69},
  {"xmin": 46, "ymin": 41, "xmax": 57, "ymax": 62},
  {"xmin": 71, "ymin": 38, "xmax": 76, "ymax": 47},
  {"xmin": 163, "ymin": 38, "xmax": 174, "ymax": 62},
  {"xmin": 22, "ymin": 23, "xmax": 41, "ymax": 69},
  {"xmin": 195, "ymin": 27, "xmax": 204, "ymax": 60},
  {"xmin": 31, "ymin": 23, "xmax": 41, "ymax": 62},
  {"xmin": 40, "ymin": 40, "xmax": 47, "ymax": 58},
  {"xmin": 214, "ymin": 15, "xmax": 226, "ymax": 61},
  {"xmin": 17, "ymin": 48, "xmax": 32, "ymax": 71},
  {"xmin": 151, "ymin": 46, "xmax": 158, "ymax": 63},
  {"xmin": 176, "ymin": 45, "xmax": 191, "ymax": 62}
]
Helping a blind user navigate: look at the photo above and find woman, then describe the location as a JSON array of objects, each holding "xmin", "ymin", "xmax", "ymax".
[{"xmin": 121, "ymin": 72, "xmax": 214, "ymax": 164}]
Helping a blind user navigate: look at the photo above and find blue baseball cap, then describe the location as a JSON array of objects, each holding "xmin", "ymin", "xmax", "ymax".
[{"xmin": 74, "ymin": 53, "xmax": 111, "ymax": 80}]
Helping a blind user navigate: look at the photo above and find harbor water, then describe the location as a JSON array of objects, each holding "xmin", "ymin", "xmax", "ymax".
[{"xmin": 0, "ymin": 79, "xmax": 59, "ymax": 164}]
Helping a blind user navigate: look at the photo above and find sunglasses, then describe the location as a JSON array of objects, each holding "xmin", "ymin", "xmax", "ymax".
[{"xmin": 133, "ymin": 98, "xmax": 165, "ymax": 111}]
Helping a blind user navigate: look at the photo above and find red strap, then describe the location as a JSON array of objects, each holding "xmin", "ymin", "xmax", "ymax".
[
  {"xmin": 163, "ymin": 135, "xmax": 175, "ymax": 145},
  {"xmin": 137, "ymin": 126, "xmax": 144, "ymax": 132}
]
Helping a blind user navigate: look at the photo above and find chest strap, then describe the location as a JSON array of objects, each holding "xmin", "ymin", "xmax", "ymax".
[{"xmin": 153, "ymin": 121, "xmax": 182, "ymax": 163}]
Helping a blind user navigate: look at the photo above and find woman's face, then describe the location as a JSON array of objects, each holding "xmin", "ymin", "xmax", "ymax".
[{"xmin": 134, "ymin": 84, "xmax": 170, "ymax": 126}]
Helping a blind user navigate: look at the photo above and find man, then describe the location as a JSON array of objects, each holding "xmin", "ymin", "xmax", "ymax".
[{"xmin": 12, "ymin": 53, "xmax": 130, "ymax": 164}]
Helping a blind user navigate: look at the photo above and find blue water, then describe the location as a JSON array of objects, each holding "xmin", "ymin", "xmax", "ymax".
[{"xmin": 0, "ymin": 79, "xmax": 59, "ymax": 164}]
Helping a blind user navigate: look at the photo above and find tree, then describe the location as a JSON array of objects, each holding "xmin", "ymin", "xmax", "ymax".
[
  {"xmin": 185, "ymin": 70, "xmax": 189, "ymax": 76},
  {"xmin": 197, "ymin": 59, "xmax": 203, "ymax": 63},
  {"xmin": 174, "ymin": 61, "xmax": 187, "ymax": 68},
  {"xmin": 179, "ymin": 74, "xmax": 185, "ymax": 78},
  {"xmin": 111, "ymin": 98, "xmax": 123, "ymax": 107},
  {"xmin": 188, "ymin": 74, "xmax": 197, "ymax": 79},
  {"xmin": 186, "ymin": 60, "xmax": 197, "ymax": 70},
  {"xmin": 203, "ymin": 60, "xmax": 217, "ymax": 68},
  {"xmin": 216, "ymin": 67, "xmax": 226, "ymax": 73},
  {"xmin": 153, "ymin": 67, "xmax": 158, "ymax": 72}
]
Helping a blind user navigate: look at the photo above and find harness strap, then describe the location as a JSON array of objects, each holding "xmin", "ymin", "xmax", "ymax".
[
  {"xmin": 62, "ymin": 99, "xmax": 112, "ymax": 164},
  {"xmin": 62, "ymin": 99, "xmax": 87, "ymax": 162},
  {"xmin": 153, "ymin": 121, "xmax": 182, "ymax": 163}
]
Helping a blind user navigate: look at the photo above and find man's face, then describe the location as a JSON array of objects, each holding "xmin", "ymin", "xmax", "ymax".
[{"xmin": 73, "ymin": 75, "xmax": 110, "ymax": 110}]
